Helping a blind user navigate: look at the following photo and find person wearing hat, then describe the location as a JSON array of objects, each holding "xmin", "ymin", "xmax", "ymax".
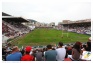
[
  {"xmin": 21, "ymin": 46, "xmax": 34, "ymax": 61},
  {"xmin": 6, "ymin": 46, "xmax": 22, "ymax": 61}
]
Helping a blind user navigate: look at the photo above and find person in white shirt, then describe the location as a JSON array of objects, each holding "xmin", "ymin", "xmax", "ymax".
[{"xmin": 56, "ymin": 42, "xmax": 66, "ymax": 61}]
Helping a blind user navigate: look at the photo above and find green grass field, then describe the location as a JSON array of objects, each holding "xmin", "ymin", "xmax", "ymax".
[{"xmin": 11, "ymin": 28, "xmax": 90, "ymax": 47}]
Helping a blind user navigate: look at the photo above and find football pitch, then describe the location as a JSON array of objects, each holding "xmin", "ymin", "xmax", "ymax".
[{"xmin": 11, "ymin": 28, "xmax": 90, "ymax": 47}]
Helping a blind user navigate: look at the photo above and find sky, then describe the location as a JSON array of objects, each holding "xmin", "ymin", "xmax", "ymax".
[{"xmin": 2, "ymin": 0, "xmax": 91, "ymax": 25}]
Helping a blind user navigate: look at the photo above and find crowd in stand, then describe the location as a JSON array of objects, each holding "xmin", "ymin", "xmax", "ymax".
[
  {"xmin": 2, "ymin": 22, "xmax": 16, "ymax": 37},
  {"xmin": 62, "ymin": 26, "xmax": 91, "ymax": 35},
  {"xmin": 2, "ymin": 38, "xmax": 91, "ymax": 61},
  {"xmin": 2, "ymin": 20, "xmax": 31, "ymax": 39}
]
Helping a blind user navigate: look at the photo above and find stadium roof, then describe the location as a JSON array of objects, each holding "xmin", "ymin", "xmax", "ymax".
[
  {"xmin": 2, "ymin": 12, "xmax": 11, "ymax": 16},
  {"xmin": 2, "ymin": 12, "xmax": 29, "ymax": 22},
  {"xmin": 61, "ymin": 19, "xmax": 91, "ymax": 25},
  {"xmin": 27, "ymin": 19, "xmax": 37, "ymax": 23},
  {"xmin": 2, "ymin": 16, "xmax": 29, "ymax": 22}
]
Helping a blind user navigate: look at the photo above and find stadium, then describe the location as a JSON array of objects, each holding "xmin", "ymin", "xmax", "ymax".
[{"xmin": 2, "ymin": 12, "xmax": 91, "ymax": 61}]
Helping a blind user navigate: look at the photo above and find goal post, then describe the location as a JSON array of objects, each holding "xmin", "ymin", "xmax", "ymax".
[
  {"xmin": 61, "ymin": 24, "xmax": 69, "ymax": 38},
  {"xmin": 62, "ymin": 30, "xmax": 69, "ymax": 37},
  {"xmin": 67, "ymin": 24, "xmax": 69, "ymax": 37}
]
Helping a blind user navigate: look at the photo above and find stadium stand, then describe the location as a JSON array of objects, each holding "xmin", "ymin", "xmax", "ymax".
[
  {"xmin": 2, "ymin": 13, "xmax": 32, "ymax": 43},
  {"xmin": 58, "ymin": 19, "xmax": 91, "ymax": 35}
]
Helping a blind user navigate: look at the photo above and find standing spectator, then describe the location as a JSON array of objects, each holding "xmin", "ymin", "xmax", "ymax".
[
  {"xmin": 35, "ymin": 49, "xmax": 43, "ymax": 61},
  {"xmin": 56, "ymin": 42, "xmax": 66, "ymax": 61},
  {"xmin": 45, "ymin": 45, "xmax": 57, "ymax": 61},
  {"xmin": 21, "ymin": 46, "xmax": 34, "ymax": 61},
  {"xmin": 6, "ymin": 46, "xmax": 22, "ymax": 61}
]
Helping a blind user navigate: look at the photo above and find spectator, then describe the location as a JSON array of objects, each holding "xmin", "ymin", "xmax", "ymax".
[
  {"xmin": 66, "ymin": 45, "xmax": 72, "ymax": 55},
  {"xmin": 42, "ymin": 48, "xmax": 47, "ymax": 60},
  {"xmin": 6, "ymin": 46, "xmax": 22, "ymax": 61},
  {"xmin": 65, "ymin": 50, "xmax": 68, "ymax": 59},
  {"xmin": 45, "ymin": 45, "xmax": 57, "ymax": 61},
  {"xmin": 21, "ymin": 46, "xmax": 34, "ymax": 61},
  {"xmin": 76, "ymin": 41, "xmax": 82, "ymax": 49},
  {"xmin": 2, "ymin": 46, "xmax": 7, "ymax": 61},
  {"xmin": 71, "ymin": 42, "xmax": 82, "ymax": 61},
  {"xmin": 31, "ymin": 49, "xmax": 36, "ymax": 60},
  {"xmin": 64, "ymin": 42, "xmax": 87, "ymax": 61},
  {"xmin": 84, "ymin": 42, "xmax": 91, "ymax": 52},
  {"xmin": 35, "ymin": 48, "xmax": 43, "ymax": 61},
  {"xmin": 88, "ymin": 37, "xmax": 91, "ymax": 42},
  {"xmin": 43, "ymin": 48, "xmax": 47, "ymax": 56},
  {"xmin": 56, "ymin": 42, "xmax": 66, "ymax": 61},
  {"xmin": 20, "ymin": 48, "xmax": 25, "ymax": 56}
]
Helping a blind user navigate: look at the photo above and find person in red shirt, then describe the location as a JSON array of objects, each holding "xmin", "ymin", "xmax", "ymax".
[{"xmin": 21, "ymin": 46, "xmax": 34, "ymax": 61}]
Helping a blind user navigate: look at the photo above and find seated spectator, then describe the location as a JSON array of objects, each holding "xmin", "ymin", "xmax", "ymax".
[
  {"xmin": 66, "ymin": 45, "xmax": 72, "ymax": 55},
  {"xmin": 82, "ymin": 44, "xmax": 86, "ymax": 51},
  {"xmin": 20, "ymin": 48, "xmax": 25, "ymax": 56},
  {"xmin": 71, "ymin": 42, "xmax": 82, "ymax": 61},
  {"xmin": 64, "ymin": 42, "xmax": 83, "ymax": 61},
  {"xmin": 45, "ymin": 45, "xmax": 57, "ymax": 61},
  {"xmin": 2, "ymin": 46, "xmax": 7, "ymax": 61},
  {"xmin": 6, "ymin": 46, "xmax": 22, "ymax": 61},
  {"xmin": 43, "ymin": 48, "xmax": 47, "ymax": 57},
  {"xmin": 21, "ymin": 46, "xmax": 34, "ymax": 61},
  {"xmin": 84, "ymin": 42, "xmax": 91, "ymax": 52},
  {"xmin": 88, "ymin": 37, "xmax": 91, "ymax": 42},
  {"xmin": 65, "ymin": 50, "xmax": 68, "ymax": 59},
  {"xmin": 56, "ymin": 42, "xmax": 66, "ymax": 61},
  {"xmin": 35, "ymin": 48, "xmax": 43, "ymax": 61}
]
